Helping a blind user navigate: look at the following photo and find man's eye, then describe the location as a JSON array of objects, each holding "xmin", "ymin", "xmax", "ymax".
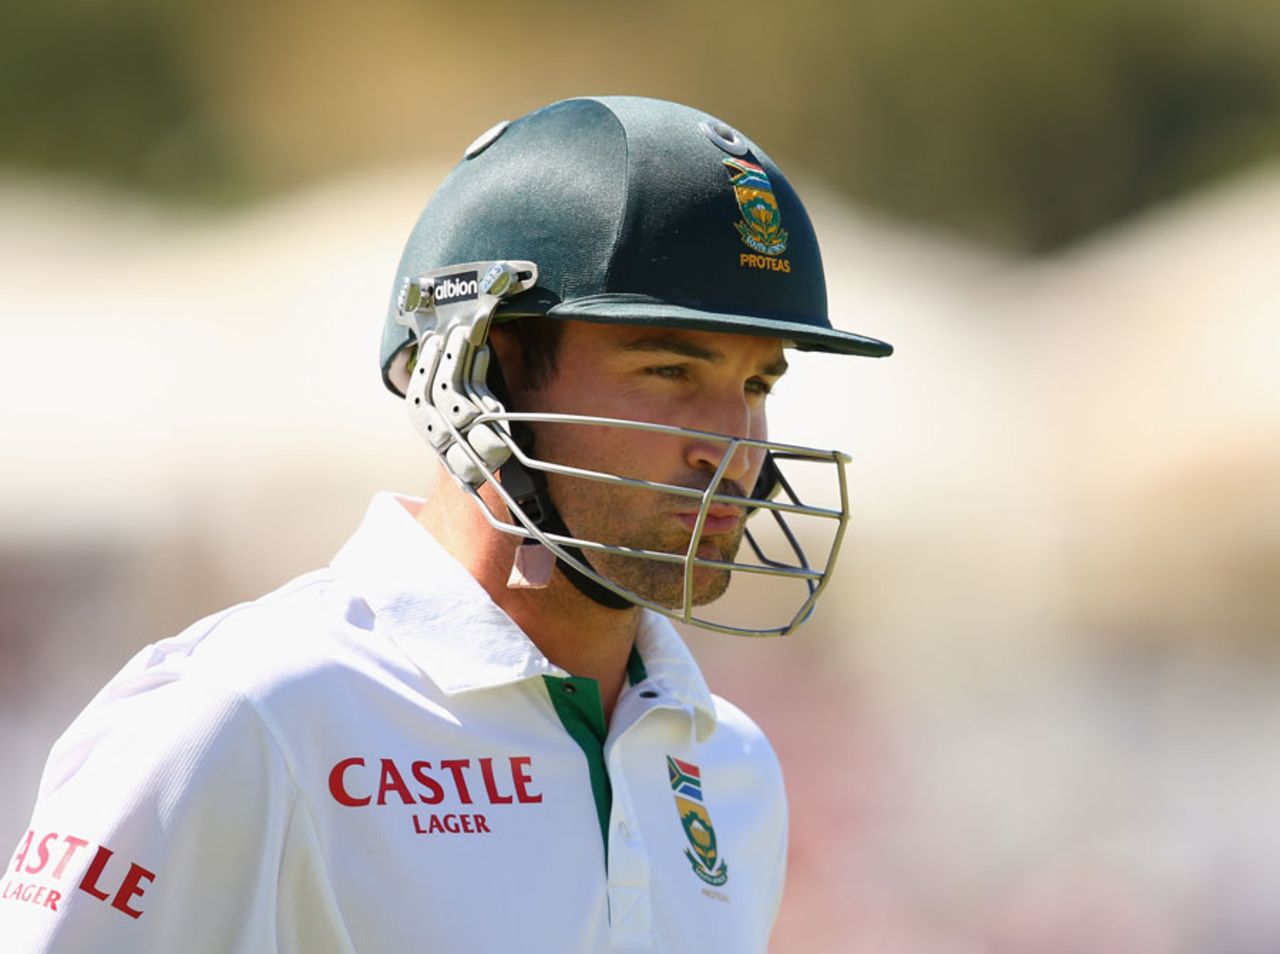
[
  {"xmin": 746, "ymin": 377, "xmax": 774, "ymax": 396},
  {"xmin": 645, "ymin": 366, "xmax": 688, "ymax": 381}
]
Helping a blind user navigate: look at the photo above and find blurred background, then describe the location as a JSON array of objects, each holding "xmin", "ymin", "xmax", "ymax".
[{"xmin": 3, "ymin": 0, "xmax": 1279, "ymax": 950}]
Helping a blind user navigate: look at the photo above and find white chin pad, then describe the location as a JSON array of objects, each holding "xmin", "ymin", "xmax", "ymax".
[
  {"xmin": 467, "ymin": 424, "xmax": 512, "ymax": 470},
  {"xmin": 507, "ymin": 543, "xmax": 556, "ymax": 589},
  {"xmin": 445, "ymin": 442, "xmax": 485, "ymax": 485}
]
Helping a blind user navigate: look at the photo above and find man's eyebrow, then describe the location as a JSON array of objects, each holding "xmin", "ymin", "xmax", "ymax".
[
  {"xmin": 619, "ymin": 335, "xmax": 789, "ymax": 377},
  {"xmin": 619, "ymin": 336, "xmax": 724, "ymax": 363}
]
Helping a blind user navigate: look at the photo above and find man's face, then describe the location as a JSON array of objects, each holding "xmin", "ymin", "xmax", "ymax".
[{"xmin": 514, "ymin": 321, "xmax": 788, "ymax": 609}]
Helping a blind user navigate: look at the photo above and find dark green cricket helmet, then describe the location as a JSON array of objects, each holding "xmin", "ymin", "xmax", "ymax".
[{"xmin": 380, "ymin": 95, "xmax": 891, "ymax": 395}]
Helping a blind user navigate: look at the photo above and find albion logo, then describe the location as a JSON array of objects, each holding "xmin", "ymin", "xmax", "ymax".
[{"xmin": 432, "ymin": 271, "xmax": 480, "ymax": 304}]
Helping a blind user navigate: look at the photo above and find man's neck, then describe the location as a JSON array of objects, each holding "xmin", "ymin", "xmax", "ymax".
[{"xmin": 413, "ymin": 478, "xmax": 639, "ymax": 720}]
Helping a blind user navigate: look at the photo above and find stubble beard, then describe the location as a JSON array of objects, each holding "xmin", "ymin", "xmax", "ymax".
[
  {"xmin": 593, "ymin": 524, "xmax": 746, "ymax": 610},
  {"xmin": 555, "ymin": 485, "xmax": 747, "ymax": 610}
]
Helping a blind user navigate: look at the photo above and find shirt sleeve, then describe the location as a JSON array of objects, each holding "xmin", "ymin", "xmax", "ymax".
[
  {"xmin": 767, "ymin": 772, "xmax": 789, "ymax": 934},
  {"xmin": 0, "ymin": 654, "xmax": 296, "ymax": 953}
]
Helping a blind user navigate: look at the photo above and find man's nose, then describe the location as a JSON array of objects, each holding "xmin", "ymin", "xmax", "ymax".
[{"xmin": 682, "ymin": 400, "xmax": 765, "ymax": 486}]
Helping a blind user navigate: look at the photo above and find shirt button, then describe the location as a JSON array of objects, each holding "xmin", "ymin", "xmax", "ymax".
[{"xmin": 617, "ymin": 821, "xmax": 631, "ymax": 841}]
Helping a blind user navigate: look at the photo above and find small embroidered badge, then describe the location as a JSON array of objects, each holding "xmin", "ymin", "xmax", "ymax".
[
  {"xmin": 723, "ymin": 157, "xmax": 789, "ymax": 257},
  {"xmin": 667, "ymin": 755, "xmax": 729, "ymax": 887}
]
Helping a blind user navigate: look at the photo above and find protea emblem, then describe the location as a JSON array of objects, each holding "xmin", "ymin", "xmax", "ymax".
[
  {"xmin": 667, "ymin": 755, "xmax": 729, "ymax": 886},
  {"xmin": 723, "ymin": 157, "xmax": 789, "ymax": 256}
]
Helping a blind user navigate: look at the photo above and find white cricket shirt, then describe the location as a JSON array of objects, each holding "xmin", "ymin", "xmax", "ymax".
[{"xmin": 3, "ymin": 493, "xmax": 788, "ymax": 952}]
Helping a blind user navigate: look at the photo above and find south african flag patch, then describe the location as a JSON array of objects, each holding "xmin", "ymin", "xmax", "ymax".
[{"xmin": 667, "ymin": 756, "xmax": 729, "ymax": 887}]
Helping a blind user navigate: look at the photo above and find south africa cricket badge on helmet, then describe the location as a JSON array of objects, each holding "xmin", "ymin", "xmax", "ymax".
[
  {"xmin": 723, "ymin": 157, "xmax": 791, "ymax": 273},
  {"xmin": 667, "ymin": 756, "xmax": 729, "ymax": 887}
]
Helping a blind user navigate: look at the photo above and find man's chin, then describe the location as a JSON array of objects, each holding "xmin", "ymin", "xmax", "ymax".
[
  {"xmin": 647, "ymin": 561, "xmax": 735, "ymax": 609},
  {"xmin": 586, "ymin": 555, "xmax": 732, "ymax": 611},
  {"xmin": 578, "ymin": 527, "xmax": 744, "ymax": 609},
  {"xmin": 688, "ymin": 568, "xmax": 733, "ymax": 607}
]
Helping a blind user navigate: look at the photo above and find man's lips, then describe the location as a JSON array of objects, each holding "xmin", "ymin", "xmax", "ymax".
[{"xmin": 674, "ymin": 506, "xmax": 744, "ymax": 536}]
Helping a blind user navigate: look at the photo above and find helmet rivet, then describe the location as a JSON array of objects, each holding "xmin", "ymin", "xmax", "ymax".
[
  {"xmin": 479, "ymin": 262, "xmax": 517, "ymax": 297},
  {"xmin": 464, "ymin": 120, "xmax": 510, "ymax": 160},
  {"xmin": 399, "ymin": 279, "xmax": 433, "ymax": 315},
  {"xmin": 699, "ymin": 118, "xmax": 749, "ymax": 157}
]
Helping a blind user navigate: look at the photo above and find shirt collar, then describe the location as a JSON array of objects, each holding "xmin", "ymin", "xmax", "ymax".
[
  {"xmin": 331, "ymin": 493, "xmax": 718, "ymax": 736},
  {"xmin": 633, "ymin": 611, "xmax": 717, "ymax": 742}
]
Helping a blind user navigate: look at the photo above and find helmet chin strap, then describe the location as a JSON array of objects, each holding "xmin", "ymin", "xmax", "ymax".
[
  {"xmin": 486, "ymin": 352, "xmax": 634, "ymax": 611},
  {"xmin": 498, "ymin": 440, "xmax": 635, "ymax": 611}
]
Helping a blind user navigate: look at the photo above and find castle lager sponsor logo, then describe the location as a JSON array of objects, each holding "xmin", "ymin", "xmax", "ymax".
[
  {"xmin": 432, "ymin": 271, "xmax": 480, "ymax": 304},
  {"xmin": 327, "ymin": 754, "xmax": 542, "ymax": 836},
  {"xmin": 4, "ymin": 830, "xmax": 156, "ymax": 919}
]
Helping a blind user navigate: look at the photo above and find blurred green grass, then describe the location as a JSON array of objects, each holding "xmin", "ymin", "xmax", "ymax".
[{"xmin": 4, "ymin": 0, "xmax": 1279, "ymax": 251}]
